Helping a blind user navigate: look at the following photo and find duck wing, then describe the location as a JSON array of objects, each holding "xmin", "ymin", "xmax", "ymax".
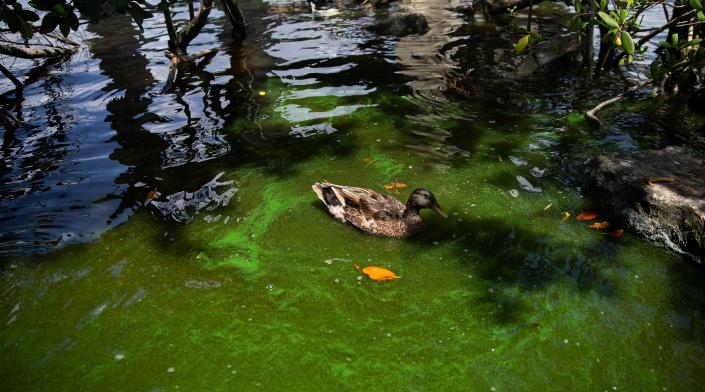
[{"xmin": 312, "ymin": 183, "xmax": 405, "ymax": 227}]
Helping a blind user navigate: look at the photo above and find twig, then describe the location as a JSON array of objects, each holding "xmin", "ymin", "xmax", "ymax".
[{"xmin": 585, "ymin": 79, "xmax": 652, "ymax": 125}]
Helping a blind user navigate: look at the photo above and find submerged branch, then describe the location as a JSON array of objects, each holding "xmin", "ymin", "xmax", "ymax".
[{"xmin": 585, "ymin": 79, "xmax": 652, "ymax": 125}]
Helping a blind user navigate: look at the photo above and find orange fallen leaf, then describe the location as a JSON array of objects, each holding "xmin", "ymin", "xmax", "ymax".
[
  {"xmin": 561, "ymin": 211, "xmax": 571, "ymax": 222},
  {"xmin": 576, "ymin": 211, "xmax": 599, "ymax": 222},
  {"xmin": 647, "ymin": 176, "xmax": 675, "ymax": 185},
  {"xmin": 145, "ymin": 190, "xmax": 160, "ymax": 205},
  {"xmin": 353, "ymin": 263, "xmax": 400, "ymax": 281},
  {"xmin": 384, "ymin": 183, "xmax": 394, "ymax": 189},
  {"xmin": 394, "ymin": 182, "xmax": 407, "ymax": 188},
  {"xmin": 605, "ymin": 229, "xmax": 624, "ymax": 237},
  {"xmin": 543, "ymin": 203, "xmax": 553, "ymax": 211},
  {"xmin": 589, "ymin": 221, "xmax": 611, "ymax": 230}
]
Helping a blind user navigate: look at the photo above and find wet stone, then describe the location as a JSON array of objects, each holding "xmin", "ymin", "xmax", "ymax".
[{"xmin": 583, "ymin": 146, "xmax": 705, "ymax": 263}]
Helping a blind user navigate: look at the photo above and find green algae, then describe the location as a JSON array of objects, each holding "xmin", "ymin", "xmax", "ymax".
[{"xmin": 2, "ymin": 83, "xmax": 705, "ymax": 392}]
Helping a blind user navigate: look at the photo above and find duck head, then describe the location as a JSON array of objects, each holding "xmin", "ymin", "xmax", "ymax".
[{"xmin": 406, "ymin": 188, "xmax": 448, "ymax": 218}]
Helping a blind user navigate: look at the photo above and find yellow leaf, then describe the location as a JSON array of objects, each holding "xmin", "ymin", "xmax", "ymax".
[
  {"xmin": 515, "ymin": 34, "xmax": 530, "ymax": 52},
  {"xmin": 354, "ymin": 263, "xmax": 400, "ymax": 281},
  {"xmin": 497, "ymin": 155, "xmax": 503, "ymax": 162},
  {"xmin": 394, "ymin": 182, "xmax": 407, "ymax": 188},
  {"xmin": 561, "ymin": 211, "xmax": 570, "ymax": 222},
  {"xmin": 647, "ymin": 176, "xmax": 675, "ymax": 185},
  {"xmin": 258, "ymin": 91, "xmax": 266, "ymax": 96},
  {"xmin": 384, "ymin": 183, "xmax": 394, "ymax": 189},
  {"xmin": 589, "ymin": 221, "xmax": 611, "ymax": 229},
  {"xmin": 543, "ymin": 203, "xmax": 553, "ymax": 211}
]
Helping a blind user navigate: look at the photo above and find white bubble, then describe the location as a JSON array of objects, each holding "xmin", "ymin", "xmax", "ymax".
[
  {"xmin": 167, "ymin": 367, "xmax": 175, "ymax": 373},
  {"xmin": 114, "ymin": 353, "xmax": 124, "ymax": 361}
]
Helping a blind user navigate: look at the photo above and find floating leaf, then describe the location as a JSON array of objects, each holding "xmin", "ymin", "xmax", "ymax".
[
  {"xmin": 394, "ymin": 182, "xmax": 407, "ymax": 188},
  {"xmin": 561, "ymin": 211, "xmax": 571, "ymax": 222},
  {"xmin": 354, "ymin": 263, "xmax": 400, "ymax": 281},
  {"xmin": 145, "ymin": 190, "xmax": 161, "ymax": 205},
  {"xmin": 606, "ymin": 229, "xmax": 625, "ymax": 237},
  {"xmin": 384, "ymin": 183, "xmax": 394, "ymax": 189},
  {"xmin": 543, "ymin": 203, "xmax": 553, "ymax": 211},
  {"xmin": 589, "ymin": 221, "xmax": 611, "ymax": 229},
  {"xmin": 258, "ymin": 91, "xmax": 266, "ymax": 96},
  {"xmin": 576, "ymin": 211, "xmax": 599, "ymax": 221},
  {"xmin": 647, "ymin": 176, "xmax": 675, "ymax": 185}
]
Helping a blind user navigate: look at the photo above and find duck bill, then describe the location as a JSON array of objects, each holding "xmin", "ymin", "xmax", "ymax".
[{"xmin": 432, "ymin": 205, "xmax": 448, "ymax": 218}]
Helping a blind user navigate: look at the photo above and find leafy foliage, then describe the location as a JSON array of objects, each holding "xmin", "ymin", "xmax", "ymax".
[{"xmin": 0, "ymin": 0, "xmax": 156, "ymax": 38}]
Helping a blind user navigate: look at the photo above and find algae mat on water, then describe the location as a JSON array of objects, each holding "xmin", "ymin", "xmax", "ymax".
[{"xmin": 2, "ymin": 104, "xmax": 705, "ymax": 391}]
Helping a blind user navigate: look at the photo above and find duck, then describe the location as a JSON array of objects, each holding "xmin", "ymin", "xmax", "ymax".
[{"xmin": 312, "ymin": 182, "xmax": 447, "ymax": 238}]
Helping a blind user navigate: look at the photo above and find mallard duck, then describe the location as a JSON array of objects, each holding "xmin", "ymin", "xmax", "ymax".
[{"xmin": 312, "ymin": 182, "xmax": 447, "ymax": 238}]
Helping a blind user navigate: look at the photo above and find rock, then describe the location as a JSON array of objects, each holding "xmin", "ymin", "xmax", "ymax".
[
  {"xmin": 366, "ymin": 13, "xmax": 429, "ymax": 37},
  {"xmin": 583, "ymin": 146, "xmax": 705, "ymax": 263},
  {"xmin": 517, "ymin": 33, "xmax": 580, "ymax": 76}
]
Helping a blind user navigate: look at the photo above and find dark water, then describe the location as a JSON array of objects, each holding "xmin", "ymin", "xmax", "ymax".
[{"xmin": 1, "ymin": 1, "xmax": 705, "ymax": 390}]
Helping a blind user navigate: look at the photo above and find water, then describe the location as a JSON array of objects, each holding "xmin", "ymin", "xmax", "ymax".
[{"xmin": 1, "ymin": 1, "xmax": 705, "ymax": 390}]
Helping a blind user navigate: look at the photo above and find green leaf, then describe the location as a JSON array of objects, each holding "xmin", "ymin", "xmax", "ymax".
[
  {"xmin": 598, "ymin": 11, "xmax": 619, "ymax": 29},
  {"xmin": 671, "ymin": 33, "xmax": 679, "ymax": 46},
  {"xmin": 59, "ymin": 19, "xmax": 70, "ymax": 37},
  {"xmin": 658, "ymin": 40, "xmax": 671, "ymax": 49},
  {"xmin": 514, "ymin": 34, "xmax": 530, "ymax": 52},
  {"xmin": 698, "ymin": 10, "xmax": 705, "ymax": 21},
  {"xmin": 690, "ymin": 0, "xmax": 702, "ymax": 9},
  {"xmin": 29, "ymin": 0, "xmax": 62, "ymax": 12},
  {"xmin": 67, "ymin": 12, "xmax": 79, "ymax": 31},
  {"xmin": 621, "ymin": 31, "xmax": 635, "ymax": 55},
  {"xmin": 40, "ymin": 11, "xmax": 61, "ymax": 34}
]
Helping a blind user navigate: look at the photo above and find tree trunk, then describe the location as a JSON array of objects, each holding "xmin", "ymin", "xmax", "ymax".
[{"xmin": 221, "ymin": 0, "xmax": 248, "ymax": 41}]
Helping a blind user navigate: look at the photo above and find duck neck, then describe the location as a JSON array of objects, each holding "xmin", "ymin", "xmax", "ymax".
[{"xmin": 403, "ymin": 203, "xmax": 420, "ymax": 219}]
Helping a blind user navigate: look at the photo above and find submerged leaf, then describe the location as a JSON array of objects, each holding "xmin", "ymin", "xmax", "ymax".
[
  {"xmin": 589, "ymin": 221, "xmax": 611, "ymax": 229},
  {"xmin": 576, "ymin": 211, "xmax": 599, "ymax": 221},
  {"xmin": 543, "ymin": 203, "xmax": 553, "ymax": 211},
  {"xmin": 647, "ymin": 176, "xmax": 675, "ymax": 185},
  {"xmin": 606, "ymin": 229, "xmax": 625, "ymax": 237},
  {"xmin": 561, "ymin": 211, "xmax": 571, "ymax": 222},
  {"xmin": 384, "ymin": 182, "xmax": 408, "ymax": 191},
  {"xmin": 354, "ymin": 263, "xmax": 400, "ymax": 281}
]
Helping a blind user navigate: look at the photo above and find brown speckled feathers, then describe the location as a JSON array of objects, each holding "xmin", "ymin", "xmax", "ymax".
[{"xmin": 312, "ymin": 182, "xmax": 423, "ymax": 238}]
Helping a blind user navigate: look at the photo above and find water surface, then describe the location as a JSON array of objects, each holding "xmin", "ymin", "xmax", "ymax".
[{"xmin": 1, "ymin": 1, "xmax": 704, "ymax": 390}]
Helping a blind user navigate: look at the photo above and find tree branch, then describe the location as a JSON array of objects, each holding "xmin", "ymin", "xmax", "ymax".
[
  {"xmin": 0, "ymin": 42, "xmax": 74, "ymax": 59},
  {"xmin": 586, "ymin": 79, "xmax": 652, "ymax": 125},
  {"xmin": 0, "ymin": 62, "xmax": 22, "ymax": 96},
  {"xmin": 175, "ymin": 0, "xmax": 213, "ymax": 50}
]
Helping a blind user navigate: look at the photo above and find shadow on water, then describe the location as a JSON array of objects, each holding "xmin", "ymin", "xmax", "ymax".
[{"xmin": 379, "ymin": 183, "xmax": 637, "ymax": 321}]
